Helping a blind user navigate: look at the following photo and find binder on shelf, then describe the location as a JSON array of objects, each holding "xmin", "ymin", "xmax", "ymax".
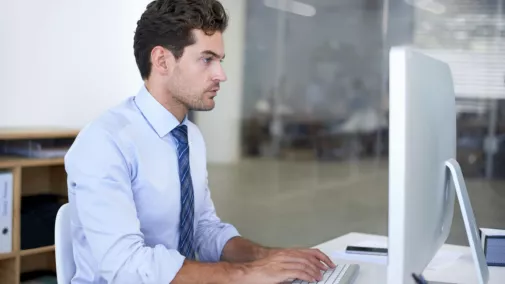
[
  {"xmin": 0, "ymin": 171, "xmax": 13, "ymax": 254},
  {"xmin": 1, "ymin": 139, "xmax": 70, "ymax": 158}
]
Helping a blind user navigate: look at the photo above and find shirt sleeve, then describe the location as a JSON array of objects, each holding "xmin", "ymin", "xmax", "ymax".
[
  {"xmin": 65, "ymin": 125, "xmax": 185, "ymax": 284},
  {"xmin": 194, "ymin": 175, "xmax": 241, "ymax": 262}
]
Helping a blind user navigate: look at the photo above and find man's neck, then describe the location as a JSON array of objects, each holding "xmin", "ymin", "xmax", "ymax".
[{"xmin": 144, "ymin": 80, "xmax": 187, "ymax": 123}]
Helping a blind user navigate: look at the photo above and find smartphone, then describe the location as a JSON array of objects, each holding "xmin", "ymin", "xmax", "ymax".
[{"xmin": 345, "ymin": 245, "xmax": 388, "ymax": 256}]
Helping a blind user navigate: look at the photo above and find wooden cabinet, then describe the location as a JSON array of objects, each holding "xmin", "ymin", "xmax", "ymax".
[{"xmin": 0, "ymin": 128, "xmax": 78, "ymax": 284}]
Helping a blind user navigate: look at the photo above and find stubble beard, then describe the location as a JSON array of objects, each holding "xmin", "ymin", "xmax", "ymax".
[
  {"xmin": 189, "ymin": 95, "xmax": 213, "ymax": 111},
  {"xmin": 168, "ymin": 82, "xmax": 211, "ymax": 112},
  {"xmin": 168, "ymin": 73, "xmax": 216, "ymax": 112},
  {"xmin": 173, "ymin": 90, "xmax": 214, "ymax": 112}
]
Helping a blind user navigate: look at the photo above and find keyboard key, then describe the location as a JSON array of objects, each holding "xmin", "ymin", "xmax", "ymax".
[
  {"xmin": 323, "ymin": 265, "xmax": 344, "ymax": 283},
  {"xmin": 291, "ymin": 263, "xmax": 358, "ymax": 284}
]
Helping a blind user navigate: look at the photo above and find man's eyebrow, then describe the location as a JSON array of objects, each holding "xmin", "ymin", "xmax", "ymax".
[{"xmin": 201, "ymin": 50, "xmax": 225, "ymax": 59}]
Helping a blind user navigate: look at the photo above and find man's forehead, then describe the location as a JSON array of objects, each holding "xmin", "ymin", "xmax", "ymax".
[{"xmin": 191, "ymin": 29, "xmax": 225, "ymax": 56}]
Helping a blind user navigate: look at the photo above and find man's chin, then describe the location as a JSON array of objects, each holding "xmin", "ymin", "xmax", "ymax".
[
  {"xmin": 190, "ymin": 103, "xmax": 215, "ymax": 111},
  {"xmin": 186, "ymin": 97, "xmax": 216, "ymax": 112}
]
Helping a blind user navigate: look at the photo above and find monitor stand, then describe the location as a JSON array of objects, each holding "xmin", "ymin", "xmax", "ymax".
[{"xmin": 440, "ymin": 158, "xmax": 489, "ymax": 284}]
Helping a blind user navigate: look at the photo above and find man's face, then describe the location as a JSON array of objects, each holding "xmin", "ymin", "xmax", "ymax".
[{"xmin": 166, "ymin": 29, "xmax": 227, "ymax": 111}]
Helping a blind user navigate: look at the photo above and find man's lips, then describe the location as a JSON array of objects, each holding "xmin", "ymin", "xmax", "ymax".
[
  {"xmin": 208, "ymin": 90, "xmax": 218, "ymax": 98},
  {"xmin": 208, "ymin": 84, "xmax": 220, "ymax": 92}
]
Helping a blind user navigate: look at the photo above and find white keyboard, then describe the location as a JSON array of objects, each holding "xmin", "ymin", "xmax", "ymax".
[{"xmin": 291, "ymin": 264, "xmax": 360, "ymax": 284}]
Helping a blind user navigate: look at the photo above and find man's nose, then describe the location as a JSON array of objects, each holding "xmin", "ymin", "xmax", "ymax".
[{"xmin": 214, "ymin": 65, "xmax": 227, "ymax": 82}]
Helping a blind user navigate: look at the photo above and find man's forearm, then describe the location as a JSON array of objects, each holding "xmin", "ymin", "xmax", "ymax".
[
  {"xmin": 220, "ymin": 236, "xmax": 273, "ymax": 263},
  {"xmin": 172, "ymin": 259, "xmax": 245, "ymax": 284},
  {"xmin": 172, "ymin": 237, "xmax": 273, "ymax": 283}
]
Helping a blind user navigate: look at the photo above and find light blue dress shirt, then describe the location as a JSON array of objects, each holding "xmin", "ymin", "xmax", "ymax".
[{"xmin": 64, "ymin": 85, "xmax": 240, "ymax": 284}]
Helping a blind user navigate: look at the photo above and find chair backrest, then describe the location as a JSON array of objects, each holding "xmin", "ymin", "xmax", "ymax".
[{"xmin": 55, "ymin": 203, "xmax": 76, "ymax": 284}]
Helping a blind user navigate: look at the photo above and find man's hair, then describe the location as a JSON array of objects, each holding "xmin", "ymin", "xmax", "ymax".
[{"xmin": 133, "ymin": 0, "xmax": 229, "ymax": 79}]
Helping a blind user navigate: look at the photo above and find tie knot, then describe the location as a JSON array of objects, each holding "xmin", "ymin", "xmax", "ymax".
[{"xmin": 171, "ymin": 124, "xmax": 188, "ymax": 145}]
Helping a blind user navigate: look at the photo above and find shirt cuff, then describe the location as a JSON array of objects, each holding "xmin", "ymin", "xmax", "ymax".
[
  {"xmin": 214, "ymin": 226, "xmax": 241, "ymax": 261},
  {"xmin": 166, "ymin": 254, "xmax": 185, "ymax": 284},
  {"xmin": 149, "ymin": 247, "xmax": 186, "ymax": 284}
]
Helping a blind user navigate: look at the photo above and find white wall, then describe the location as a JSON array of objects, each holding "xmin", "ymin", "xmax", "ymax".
[
  {"xmin": 0, "ymin": 0, "xmax": 149, "ymax": 128},
  {"xmin": 195, "ymin": 0, "xmax": 246, "ymax": 164},
  {"xmin": 0, "ymin": 0, "xmax": 245, "ymax": 164}
]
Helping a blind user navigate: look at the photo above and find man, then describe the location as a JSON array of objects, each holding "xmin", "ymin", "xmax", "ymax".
[{"xmin": 64, "ymin": 0, "xmax": 335, "ymax": 283}]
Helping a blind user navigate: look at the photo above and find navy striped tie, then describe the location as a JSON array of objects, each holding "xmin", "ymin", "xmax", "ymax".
[{"xmin": 171, "ymin": 124, "xmax": 196, "ymax": 260}]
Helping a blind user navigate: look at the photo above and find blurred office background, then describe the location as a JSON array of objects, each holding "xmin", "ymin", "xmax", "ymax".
[
  {"xmin": 1, "ymin": 0, "xmax": 505, "ymax": 282},
  {"xmin": 199, "ymin": 0, "xmax": 505, "ymax": 248}
]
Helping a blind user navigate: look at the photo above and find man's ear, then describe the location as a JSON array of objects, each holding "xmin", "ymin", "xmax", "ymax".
[{"xmin": 150, "ymin": 46, "xmax": 175, "ymax": 76}]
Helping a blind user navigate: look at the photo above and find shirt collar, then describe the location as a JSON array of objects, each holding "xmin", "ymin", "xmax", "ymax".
[{"xmin": 134, "ymin": 84, "xmax": 187, "ymax": 138}]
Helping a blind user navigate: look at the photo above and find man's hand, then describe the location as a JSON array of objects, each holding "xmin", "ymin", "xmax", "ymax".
[
  {"xmin": 219, "ymin": 237, "xmax": 336, "ymax": 283},
  {"xmin": 265, "ymin": 248, "xmax": 336, "ymax": 269},
  {"xmin": 240, "ymin": 248, "xmax": 336, "ymax": 283},
  {"xmin": 172, "ymin": 243, "xmax": 336, "ymax": 284}
]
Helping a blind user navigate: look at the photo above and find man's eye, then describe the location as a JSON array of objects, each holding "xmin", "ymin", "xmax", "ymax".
[{"xmin": 203, "ymin": 57, "xmax": 212, "ymax": 63}]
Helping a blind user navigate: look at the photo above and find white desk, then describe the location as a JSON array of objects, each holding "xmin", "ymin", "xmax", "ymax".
[{"xmin": 314, "ymin": 232, "xmax": 505, "ymax": 284}]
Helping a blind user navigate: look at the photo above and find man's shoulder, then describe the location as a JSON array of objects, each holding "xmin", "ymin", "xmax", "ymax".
[
  {"xmin": 95, "ymin": 97, "xmax": 139, "ymax": 132},
  {"xmin": 66, "ymin": 98, "xmax": 139, "ymax": 159},
  {"xmin": 64, "ymin": 99, "xmax": 139, "ymax": 181}
]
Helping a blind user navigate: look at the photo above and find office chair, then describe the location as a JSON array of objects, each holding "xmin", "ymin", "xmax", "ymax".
[{"xmin": 55, "ymin": 203, "xmax": 76, "ymax": 284}]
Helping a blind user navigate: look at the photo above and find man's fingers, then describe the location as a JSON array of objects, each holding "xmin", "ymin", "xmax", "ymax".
[
  {"xmin": 282, "ymin": 266, "xmax": 320, "ymax": 283},
  {"xmin": 283, "ymin": 270, "xmax": 315, "ymax": 283},
  {"xmin": 306, "ymin": 249, "xmax": 337, "ymax": 268},
  {"xmin": 282, "ymin": 262, "xmax": 323, "ymax": 281},
  {"xmin": 310, "ymin": 255, "xmax": 329, "ymax": 270},
  {"xmin": 279, "ymin": 254, "xmax": 322, "ymax": 279},
  {"xmin": 288, "ymin": 249, "xmax": 331, "ymax": 270},
  {"xmin": 295, "ymin": 252, "xmax": 326, "ymax": 270}
]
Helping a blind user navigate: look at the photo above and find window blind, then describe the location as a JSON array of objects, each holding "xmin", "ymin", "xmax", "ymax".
[{"xmin": 414, "ymin": 0, "xmax": 505, "ymax": 99}]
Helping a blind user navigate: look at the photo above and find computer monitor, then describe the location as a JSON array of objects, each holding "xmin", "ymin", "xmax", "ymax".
[{"xmin": 387, "ymin": 46, "xmax": 489, "ymax": 284}]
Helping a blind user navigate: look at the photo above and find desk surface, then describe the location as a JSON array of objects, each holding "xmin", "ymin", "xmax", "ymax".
[{"xmin": 314, "ymin": 232, "xmax": 505, "ymax": 284}]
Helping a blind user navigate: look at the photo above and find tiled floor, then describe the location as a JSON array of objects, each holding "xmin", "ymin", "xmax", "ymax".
[{"xmin": 207, "ymin": 158, "xmax": 505, "ymax": 248}]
